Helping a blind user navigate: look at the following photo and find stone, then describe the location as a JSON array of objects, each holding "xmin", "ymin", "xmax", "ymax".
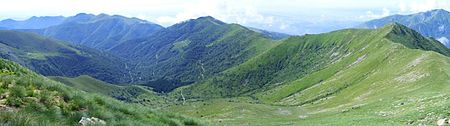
[
  {"xmin": 437, "ymin": 118, "xmax": 447, "ymax": 126},
  {"xmin": 79, "ymin": 117, "xmax": 106, "ymax": 126}
]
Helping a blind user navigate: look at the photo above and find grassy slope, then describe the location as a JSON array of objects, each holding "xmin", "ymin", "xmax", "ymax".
[
  {"xmin": 174, "ymin": 25, "xmax": 382, "ymax": 98},
  {"xmin": 0, "ymin": 58, "xmax": 202, "ymax": 126},
  {"xmin": 0, "ymin": 30, "xmax": 130, "ymax": 84},
  {"xmin": 49, "ymin": 75, "xmax": 170, "ymax": 107},
  {"xmin": 169, "ymin": 23, "xmax": 450, "ymax": 125}
]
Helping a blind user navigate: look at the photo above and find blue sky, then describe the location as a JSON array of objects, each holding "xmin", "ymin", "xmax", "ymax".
[{"xmin": 0, "ymin": 0, "xmax": 448, "ymax": 34}]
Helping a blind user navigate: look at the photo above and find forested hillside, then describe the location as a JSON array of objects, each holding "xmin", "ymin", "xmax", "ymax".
[
  {"xmin": 0, "ymin": 30, "xmax": 131, "ymax": 84},
  {"xmin": 111, "ymin": 16, "xmax": 281, "ymax": 92}
]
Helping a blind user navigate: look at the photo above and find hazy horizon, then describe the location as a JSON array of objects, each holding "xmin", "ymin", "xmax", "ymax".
[{"xmin": 1, "ymin": 0, "xmax": 449, "ymax": 35}]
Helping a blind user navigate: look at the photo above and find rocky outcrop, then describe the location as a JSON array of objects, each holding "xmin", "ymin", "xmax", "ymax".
[
  {"xmin": 79, "ymin": 117, "xmax": 106, "ymax": 126},
  {"xmin": 438, "ymin": 118, "xmax": 448, "ymax": 126}
]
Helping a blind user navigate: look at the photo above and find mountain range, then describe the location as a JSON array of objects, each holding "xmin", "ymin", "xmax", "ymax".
[
  {"xmin": 359, "ymin": 9, "xmax": 450, "ymax": 48},
  {"xmin": 27, "ymin": 13, "xmax": 164, "ymax": 50},
  {"xmin": 168, "ymin": 22, "xmax": 450, "ymax": 125},
  {"xmin": 111, "ymin": 16, "xmax": 281, "ymax": 92},
  {"xmin": 0, "ymin": 16, "xmax": 66, "ymax": 29},
  {"xmin": 0, "ymin": 10, "xmax": 450, "ymax": 126}
]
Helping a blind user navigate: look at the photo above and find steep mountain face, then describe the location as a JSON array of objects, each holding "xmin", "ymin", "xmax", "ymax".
[
  {"xmin": 0, "ymin": 30, "xmax": 130, "ymax": 84},
  {"xmin": 0, "ymin": 58, "xmax": 202, "ymax": 125},
  {"xmin": 359, "ymin": 9, "xmax": 450, "ymax": 48},
  {"xmin": 0, "ymin": 16, "xmax": 66, "ymax": 29},
  {"xmin": 29, "ymin": 13, "xmax": 164, "ymax": 50},
  {"xmin": 111, "ymin": 16, "xmax": 281, "ymax": 92},
  {"xmin": 173, "ymin": 23, "xmax": 450, "ymax": 99}
]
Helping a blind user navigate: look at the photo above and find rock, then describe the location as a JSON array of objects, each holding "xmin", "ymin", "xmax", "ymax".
[
  {"xmin": 78, "ymin": 117, "xmax": 91, "ymax": 126},
  {"xmin": 79, "ymin": 117, "xmax": 106, "ymax": 126},
  {"xmin": 0, "ymin": 104, "xmax": 15, "ymax": 112},
  {"xmin": 437, "ymin": 118, "xmax": 447, "ymax": 126},
  {"xmin": 298, "ymin": 115, "xmax": 308, "ymax": 119}
]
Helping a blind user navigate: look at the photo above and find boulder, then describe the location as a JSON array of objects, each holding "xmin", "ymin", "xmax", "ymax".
[
  {"xmin": 438, "ymin": 118, "xmax": 447, "ymax": 126},
  {"xmin": 79, "ymin": 117, "xmax": 106, "ymax": 126}
]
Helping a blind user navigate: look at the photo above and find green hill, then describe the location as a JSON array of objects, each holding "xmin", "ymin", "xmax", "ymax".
[
  {"xmin": 175, "ymin": 23, "xmax": 450, "ymax": 99},
  {"xmin": 0, "ymin": 30, "xmax": 131, "ymax": 84},
  {"xmin": 0, "ymin": 58, "xmax": 202, "ymax": 125},
  {"xmin": 167, "ymin": 23, "xmax": 450, "ymax": 125},
  {"xmin": 49, "ymin": 75, "xmax": 170, "ymax": 107},
  {"xmin": 111, "ymin": 16, "xmax": 281, "ymax": 92}
]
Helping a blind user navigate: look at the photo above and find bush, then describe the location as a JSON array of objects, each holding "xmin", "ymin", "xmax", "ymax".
[
  {"xmin": 10, "ymin": 85, "xmax": 26, "ymax": 98},
  {"xmin": 6, "ymin": 96, "xmax": 22, "ymax": 107},
  {"xmin": 0, "ymin": 111, "xmax": 33, "ymax": 126}
]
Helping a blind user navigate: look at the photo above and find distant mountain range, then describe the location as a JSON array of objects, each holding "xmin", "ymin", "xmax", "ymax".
[
  {"xmin": 359, "ymin": 9, "xmax": 450, "ymax": 48},
  {"xmin": 27, "ymin": 13, "xmax": 164, "ymax": 50},
  {"xmin": 0, "ymin": 16, "xmax": 66, "ymax": 29}
]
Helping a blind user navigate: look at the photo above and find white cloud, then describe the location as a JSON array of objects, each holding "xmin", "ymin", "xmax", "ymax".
[
  {"xmin": 360, "ymin": 8, "xmax": 391, "ymax": 19},
  {"xmin": 439, "ymin": 25, "xmax": 445, "ymax": 32},
  {"xmin": 154, "ymin": 0, "xmax": 276, "ymax": 26},
  {"xmin": 437, "ymin": 37, "xmax": 449, "ymax": 46},
  {"xmin": 398, "ymin": 0, "xmax": 450, "ymax": 13},
  {"xmin": 279, "ymin": 23, "xmax": 288, "ymax": 30}
]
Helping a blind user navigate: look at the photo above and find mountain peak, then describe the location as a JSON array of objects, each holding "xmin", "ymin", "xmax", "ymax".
[
  {"xmin": 383, "ymin": 22, "xmax": 408, "ymax": 30},
  {"xmin": 74, "ymin": 13, "xmax": 94, "ymax": 17},
  {"xmin": 429, "ymin": 9, "xmax": 448, "ymax": 14},
  {"xmin": 197, "ymin": 16, "xmax": 215, "ymax": 20},
  {"xmin": 378, "ymin": 22, "xmax": 410, "ymax": 34},
  {"xmin": 194, "ymin": 16, "xmax": 226, "ymax": 25},
  {"xmin": 380, "ymin": 22, "xmax": 450, "ymax": 56},
  {"xmin": 170, "ymin": 16, "xmax": 226, "ymax": 29},
  {"xmin": 419, "ymin": 9, "xmax": 450, "ymax": 17},
  {"xmin": 68, "ymin": 13, "xmax": 95, "ymax": 22},
  {"xmin": 381, "ymin": 22, "xmax": 421, "ymax": 38}
]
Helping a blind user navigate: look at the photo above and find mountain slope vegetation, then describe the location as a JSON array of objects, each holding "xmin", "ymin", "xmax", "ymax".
[
  {"xmin": 112, "ymin": 16, "xmax": 281, "ymax": 92},
  {"xmin": 0, "ymin": 30, "xmax": 130, "ymax": 84},
  {"xmin": 175, "ymin": 23, "xmax": 450, "ymax": 99},
  {"xmin": 0, "ymin": 58, "xmax": 202, "ymax": 126},
  {"xmin": 49, "ymin": 75, "xmax": 170, "ymax": 107},
  {"xmin": 168, "ymin": 23, "xmax": 450, "ymax": 125},
  {"xmin": 2, "ymin": 13, "xmax": 450, "ymax": 126}
]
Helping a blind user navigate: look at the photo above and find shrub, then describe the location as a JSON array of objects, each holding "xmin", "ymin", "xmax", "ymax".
[
  {"xmin": 10, "ymin": 85, "xmax": 26, "ymax": 98},
  {"xmin": 6, "ymin": 96, "xmax": 22, "ymax": 107}
]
